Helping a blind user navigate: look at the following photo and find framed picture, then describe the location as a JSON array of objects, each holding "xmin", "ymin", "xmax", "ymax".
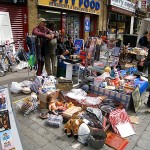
[{"xmin": 132, "ymin": 87, "xmax": 142, "ymax": 113}]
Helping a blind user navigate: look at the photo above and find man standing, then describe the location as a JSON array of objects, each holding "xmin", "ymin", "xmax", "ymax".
[
  {"xmin": 32, "ymin": 18, "xmax": 54, "ymax": 76},
  {"xmin": 64, "ymin": 36, "xmax": 77, "ymax": 55},
  {"xmin": 45, "ymin": 22, "xmax": 58, "ymax": 75},
  {"xmin": 139, "ymin": 31, "xmax": 149, "ymax": 47}
]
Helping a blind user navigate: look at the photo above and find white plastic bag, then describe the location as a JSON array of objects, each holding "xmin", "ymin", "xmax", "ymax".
[{"xmin": 10, "ymin": 82, "xmax": 22, "ymax": 93}]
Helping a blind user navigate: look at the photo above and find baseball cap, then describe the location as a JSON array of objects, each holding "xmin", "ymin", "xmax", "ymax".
[{"xmin": 39, "ymin": 18, "xmax": 47, "ymax": 23}]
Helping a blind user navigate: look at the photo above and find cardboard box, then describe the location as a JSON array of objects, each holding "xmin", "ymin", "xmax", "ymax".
[
  {"xmin": 56, "ymin": 83, "xmax": 73, "ymax": 91},
  {"xmin": 38, "ymin": 89, "xmax": 61, "ymax": 104},
  {"xmin": 62, "ymin": 106, "xmax": 82, "ymax": 119}
]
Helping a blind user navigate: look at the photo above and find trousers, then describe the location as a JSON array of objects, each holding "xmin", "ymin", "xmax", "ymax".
[{"xmin": 45, "ymin": 54, "xmax": 56, "ymax": 75}]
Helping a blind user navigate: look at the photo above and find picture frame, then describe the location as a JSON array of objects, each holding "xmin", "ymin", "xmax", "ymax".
[{"xmin": 132, "ymin": 87, "xmax": 142, "ymax": 113}]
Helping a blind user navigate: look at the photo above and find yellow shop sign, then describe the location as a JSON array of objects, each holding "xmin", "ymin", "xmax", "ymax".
[{"xmin": 38, "ymin": 0, "xmax": 101, "ymax": 15}]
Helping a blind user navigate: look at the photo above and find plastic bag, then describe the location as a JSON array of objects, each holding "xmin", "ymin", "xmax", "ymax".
[{"xmin": 10, "ymin": 82, "xmax": 22, "ymax": 93}]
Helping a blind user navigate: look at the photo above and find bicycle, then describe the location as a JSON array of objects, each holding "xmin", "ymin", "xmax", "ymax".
[{"xmin": 0, "ymin": 40, "xmax": 28, "ymax": 77}]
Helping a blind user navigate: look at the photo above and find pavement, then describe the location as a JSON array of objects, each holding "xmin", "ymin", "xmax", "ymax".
[{"xmin": 0, "ymin": 68, "xmax": 150, "ymax": 150}]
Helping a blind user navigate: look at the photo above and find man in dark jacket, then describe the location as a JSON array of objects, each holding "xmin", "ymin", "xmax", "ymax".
[
  {"xmin": 139, "ymin": 31, "xmax": 150, "ymax": 47},
  {"xmin": 140, "ymin": 32, "xmax": 150, "ymax": 107},
  {"xmin": 64, "ymin": 36, "xmax": 77, "ymax": 55},
  {"xmin": 32, "ymin": 18, "xmax": 54, "ymax": 76},
  {"xmin": 57, "ymin": 37, "xmax": 69, "ymax": 56}
]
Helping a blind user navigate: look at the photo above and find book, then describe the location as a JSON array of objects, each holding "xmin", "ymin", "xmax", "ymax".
[
  {"xmin": 0, "ymin": 129, "xmax": 15, "ymax": 150},
  {"xmin": 105, "ymin": 132, "xmax": 129, "ymax": 150},
  {"xmin": 0, "ymin": 90, "xmax": 7, "ymax": 111},
  {"xmin": 116, "ymin": 122, "xmax": 135, "ymax": 138},
  {"xmin": 0, "ymin": 110, "xmax": 11, "ymax": 132}
]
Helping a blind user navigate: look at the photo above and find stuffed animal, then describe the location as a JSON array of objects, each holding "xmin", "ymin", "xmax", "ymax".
[
  {"xmin": 64, "ymin": 119, "xmax": 83, "ymax": 138},
  {"xmin": 46, "ymin": 90, "xmax": 60, "ymax": 103},
  {"xmin": 49, "ymin": 100, "xmax": 66, "ymax": 115},
  {"xmin": 64, "ymin": 101, "xmax": 74, "ymax": 109}
]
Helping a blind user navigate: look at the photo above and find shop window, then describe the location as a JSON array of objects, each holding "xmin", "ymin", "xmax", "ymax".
[
  {"xmin": 109, "ymin": 13, "xmax": 117, "ymax": 22},
  {"xmin": 38, "ymin": 9, "xmax": 61, "ymax": 31},
  {"xmin": 38, "ymin": 9, "xmax": 81, "ymax": 41},
  {"xmin": 118, "ymin": 15, "xmax": 126, "ymax": 22},
  {"xmin": 65, "ymin": 13, "xmax": 80, "ymax": 41}
]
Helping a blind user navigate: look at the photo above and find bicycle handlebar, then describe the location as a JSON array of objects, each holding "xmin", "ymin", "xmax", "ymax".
[{"xmin": 0, "ymin": 41, "xmax": 17, "ymax": 47}]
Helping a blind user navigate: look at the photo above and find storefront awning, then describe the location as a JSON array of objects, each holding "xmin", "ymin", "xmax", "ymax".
[{"xmin": 109, "ymin": 6, "xmax": 134, "ymax": 16}]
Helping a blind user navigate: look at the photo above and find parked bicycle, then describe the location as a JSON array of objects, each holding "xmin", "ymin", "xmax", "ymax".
[{"xmin": 0, "ymin": 40, "xmax": 28, "ymax": 77}]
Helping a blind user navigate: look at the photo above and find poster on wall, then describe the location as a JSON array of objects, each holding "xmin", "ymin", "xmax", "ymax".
[
  {"xmin": 84, "ymin": 17, "xmax": 90, "ymax": 32},
  {"xmin": 74, "ymin": 39, "xmax": 84, "ymax": 54}
]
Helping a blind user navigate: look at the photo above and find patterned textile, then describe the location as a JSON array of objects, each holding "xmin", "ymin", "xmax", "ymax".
[
  {"xmin": 109, "ymin": 109, "xmax": 132, "ymax": 134},
  {"xmin": 91, "ymin": 86, "xmax": 131, "ymax": 110},
  {"xmin": 30, "ymin": 76, "xmax": 43, "ymax": 94}
]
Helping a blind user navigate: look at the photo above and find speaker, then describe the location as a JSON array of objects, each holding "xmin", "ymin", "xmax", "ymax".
[{"xmin": 123, "ymin": 34, "xmax": 138, "ymax": 47}]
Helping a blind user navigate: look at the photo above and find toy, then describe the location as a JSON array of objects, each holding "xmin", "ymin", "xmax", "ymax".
[
  {"xmin": 104, "ymin": 66, "xmax": 111, "ymax": 73},
  {"xmin": 64, "ymin": 119, "xmax": 83, "ymax": 138},
  {"xmin": 49, "ymin": 100, "xmax": 66, "ymax": 115},
  {"xmin": 64, "ymin": 101, "xmax": 74, "ymax": 109},
  {"xmin": 46, "ymin": 90, "xmax": 60, "ymax": 103}
]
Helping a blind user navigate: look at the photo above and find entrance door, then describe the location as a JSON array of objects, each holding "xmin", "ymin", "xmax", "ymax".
[
  {"xmin": 0, "ymin": 3, "xmax": 28, "ymax": 50},
  {"xmin": 0, "ymin": 12, "xmax": 15, "ymax": 53},
  {"xmin": 90, "ymin": 15, "xmax": 98, "ymax": 37}
]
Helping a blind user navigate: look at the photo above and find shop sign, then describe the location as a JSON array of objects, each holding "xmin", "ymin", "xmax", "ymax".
[
  {"xmin": 84, "ymin": 17, "xmax": 90, "ymax": 32},
  {"xmin": 110, "ymin": 0, "xmax": 135, "ymax": 12},
  {"xmin": 38, "ymin": 0, "xmax": 100, "ymax": 15}
]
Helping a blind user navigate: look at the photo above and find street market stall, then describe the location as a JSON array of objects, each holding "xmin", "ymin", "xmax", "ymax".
[{"xmin": 6, "ymin": 23, "xmax": 150, "ymax": 149}]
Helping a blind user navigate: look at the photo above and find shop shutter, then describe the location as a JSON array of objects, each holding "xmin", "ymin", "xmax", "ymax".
[{"xmin": 0, "ymin": 3, "xmax": 28, "ymax": 51}]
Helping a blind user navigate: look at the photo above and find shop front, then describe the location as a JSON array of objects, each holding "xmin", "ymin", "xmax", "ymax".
[
  {"xmin": 38, "ymin": 0, "xmax": 101, "ymax": 40},
  {"xmin": 107, "ymin": 0, "xmax": 135, "ymax": 40},
  {"xmin": 0, "ymin": 0, "xmax": 28, "ymax": 49}
]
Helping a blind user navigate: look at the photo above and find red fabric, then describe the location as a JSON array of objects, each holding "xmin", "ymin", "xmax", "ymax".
[
  {"xmin": 109, "ymin": 109, "xmax": 132, "ymax": 134},
  {"xmin": 32, "ymin": 25, "xmax": 52, "ymax": 38}
]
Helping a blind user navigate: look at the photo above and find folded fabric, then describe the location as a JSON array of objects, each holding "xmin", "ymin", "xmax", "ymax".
[{"xmin": 86, "ymin": 107, "xmax": 103, "ymax": 123}]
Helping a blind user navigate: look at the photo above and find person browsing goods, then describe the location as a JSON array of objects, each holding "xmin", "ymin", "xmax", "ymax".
[{"xmin": 32, "ymin": 18, "xmax": 55, "ymax": 76}]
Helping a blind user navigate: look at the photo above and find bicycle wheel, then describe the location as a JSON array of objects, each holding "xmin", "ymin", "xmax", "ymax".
[{"xmin": 0, "ymin": 56, "xmax": 10, "ymax": 77}]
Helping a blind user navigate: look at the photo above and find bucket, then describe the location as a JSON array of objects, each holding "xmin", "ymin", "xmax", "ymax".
[{"xmin": 88, "ymin": 129, "xmax": 106, "ymax": 149}]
